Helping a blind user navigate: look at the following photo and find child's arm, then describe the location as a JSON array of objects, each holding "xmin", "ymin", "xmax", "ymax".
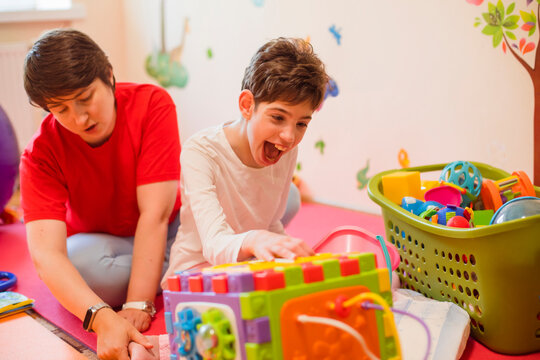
[{"xmin": 181, "ymin": 146, "xmax": 250, "ymax": 265}]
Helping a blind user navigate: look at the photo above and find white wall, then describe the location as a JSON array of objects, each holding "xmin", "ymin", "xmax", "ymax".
[
  {"xmin": 123, "ymin": 0, "xmax": 534, "ymax": 213},
  {"xmin": 2, "ymin": 0, "xmax": 533, "ymax": 213}
]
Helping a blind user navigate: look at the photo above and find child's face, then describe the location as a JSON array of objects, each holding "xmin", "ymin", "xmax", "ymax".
[
  {"xmin": 46, "ymin": 76, "xmax": 116, "ymax": 147},
  {"xmin": 246, "ymin": 99, "xmax": 313, "ymax": 168}
]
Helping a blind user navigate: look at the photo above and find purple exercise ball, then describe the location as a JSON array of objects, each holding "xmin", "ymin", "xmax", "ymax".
[{"xmin": 0, "ymin": 105, "xmax": 19, "ymax": 211}]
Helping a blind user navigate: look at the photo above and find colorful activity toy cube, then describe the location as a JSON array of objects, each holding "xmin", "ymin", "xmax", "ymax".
[{"xmin": 163, "ymin": 253, "xmax": 399, "ymax": 360}]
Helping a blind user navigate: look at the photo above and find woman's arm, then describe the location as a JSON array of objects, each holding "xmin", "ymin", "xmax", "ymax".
[
  {"xmin": 26, "ymin": 219, "xmax": 152, "ymax": 360},
  {"xmin": 118, "ymin": 180, "xmax": 177, "ymax": 331}
]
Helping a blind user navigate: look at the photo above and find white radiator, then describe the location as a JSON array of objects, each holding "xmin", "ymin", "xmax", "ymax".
[{"xmin": 0, "ymin": 42, "xmax": 34, "ymax": 151}]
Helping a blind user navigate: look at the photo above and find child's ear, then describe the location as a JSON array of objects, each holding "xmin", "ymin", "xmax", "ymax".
[{"xmin": 239, "ymin": 90, "xmax": 255, "ymax": 120}]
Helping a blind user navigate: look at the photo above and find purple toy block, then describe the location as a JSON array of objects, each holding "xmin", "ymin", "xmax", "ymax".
[
  {"xmin": 244, "ymin": 317, "xmax": 271, "ymax": 343},
  {"xmin": 227, "ymin": 272, "xmax": 254, "ymax": 293},
  {"xmin": 202, "ymin": 272, "xmax": 227, "ymax": 292},
  {"xmin": 179, "ymin": 271, "xmax": 201, "ymax": 292},
  {"xmin": 203, "ymin": 273, "xmax": 214, "ymax": 292}
]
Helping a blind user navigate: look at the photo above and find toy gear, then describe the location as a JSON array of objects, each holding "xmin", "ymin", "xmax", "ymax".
[
  {"xmin": 196, "ymin": 308, "xmax": 236, "ymax": 359},
  {"xmin": 175, "ymin": 307, "xmax": 202, "ymax": 359}
]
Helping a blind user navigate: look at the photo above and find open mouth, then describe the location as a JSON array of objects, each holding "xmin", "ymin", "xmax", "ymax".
[{"xmin": 264, "ymin": 141, "xmax": 286, "ymax": 162}]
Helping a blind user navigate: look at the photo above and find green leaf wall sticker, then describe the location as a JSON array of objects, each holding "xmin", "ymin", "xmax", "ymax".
[
  {"xmin": 356, "ymin": 159, "xmax": 371, "ymax": 190},
  {"xmin": 315, "ymin": 140, "xmax": 325, "ymax": 155}
]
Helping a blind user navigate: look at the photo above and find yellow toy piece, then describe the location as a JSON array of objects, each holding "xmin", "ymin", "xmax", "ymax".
[{"xmin": 381, "ymin": 171, "xmax": 422, "ymax": 205}]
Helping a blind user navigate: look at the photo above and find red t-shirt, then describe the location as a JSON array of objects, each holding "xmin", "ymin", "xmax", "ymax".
[{"xmin": 20, "ymin": 83, "xmax": 181, "ymax": 236}]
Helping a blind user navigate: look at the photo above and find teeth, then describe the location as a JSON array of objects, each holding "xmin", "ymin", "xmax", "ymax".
[{"xmin": 274, "ymin": 144, "xmax": 287, "ymax": 151}]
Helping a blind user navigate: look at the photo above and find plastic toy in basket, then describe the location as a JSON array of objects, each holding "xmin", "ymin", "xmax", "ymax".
[
  {"xmin": 402, "ymin": 197, "xmax": 443, "ymax": 218},
  {"xmin": 424, "ymin": 185, "xmax": 462, "ymax": 207},
  {"xmin": 368, "ymin": 162, "xmax": 540, "ymax": 355},
  {"xmin": 490, "ymin": 196, "xmax": 540, "ymax": 225},
  {"xmin": 480, "ymin": 171, "xmax": 536, "ymax": 211},
  {"xmin": 433, "ymin": 205, "xmax": 473, "ymax": 227},
  {"xmin": 439, "ymin": 161, "xmax": 482, "ymax": 206},
  {"xmin": 401, "ymin": 196, "xmax": 425, "ymax": 215}
]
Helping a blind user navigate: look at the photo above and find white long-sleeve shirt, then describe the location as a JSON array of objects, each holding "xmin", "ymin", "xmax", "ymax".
[{"xmin": 162, "ymin": 123, "xmax": 297, "ymax": 286}]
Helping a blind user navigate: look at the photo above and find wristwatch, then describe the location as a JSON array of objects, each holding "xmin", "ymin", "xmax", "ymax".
[
  {"xmin": 122, "ymin": 300, "xmax": 156, "ymax": 317},
  {"xmin": 82, "ymin": 302, "xmax": 111, "ymax": 332}
]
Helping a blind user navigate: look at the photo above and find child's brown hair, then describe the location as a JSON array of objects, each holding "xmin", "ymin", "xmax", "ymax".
[{"xmin": 241, "ymin": 38, "xmax": 329, "ymax": 111}]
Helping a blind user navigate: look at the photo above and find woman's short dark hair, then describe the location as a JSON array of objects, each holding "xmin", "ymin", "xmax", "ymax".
[
  {"xmin": 24, "ymin": 28, "xmax": 114, "ymax": 111},
  {"xmin": 241, "ymin": 38, "xmax": 329, "ymax": 111}
]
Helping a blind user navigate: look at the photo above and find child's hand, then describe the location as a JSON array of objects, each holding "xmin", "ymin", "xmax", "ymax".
[
  {"xmin": 241, "ymin": 230, "xmax": 314, "ymax": 261},
  {"xmin": 128, "ymin": 336, "xmax": 160, "ymax": 360}
]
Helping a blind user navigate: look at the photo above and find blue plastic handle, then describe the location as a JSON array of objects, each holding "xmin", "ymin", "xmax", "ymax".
[
  {"xmin": 376, "ymin": 236, "xmax": 393, "ymax": 287},
  {"xmin": 0, "ymin": 271, "xmax": 17, "ymax": 291}
]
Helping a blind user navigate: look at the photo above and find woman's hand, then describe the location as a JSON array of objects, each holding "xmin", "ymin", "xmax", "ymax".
[
  {"xmin": 241, "ymin": 230, "xmax": 314, "ymax": 261},
  {"xmin": 93, "ymin": 308, "xmax": 153, "ymax": 360},
  {"xmin": 118, "ymin": 308, "xmax": 152, "ymax": 332}
]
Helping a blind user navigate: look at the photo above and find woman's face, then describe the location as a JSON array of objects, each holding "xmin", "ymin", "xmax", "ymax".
[{"xmin": 46, "ymin": 76, "xmax": 116, "ymax": 147}]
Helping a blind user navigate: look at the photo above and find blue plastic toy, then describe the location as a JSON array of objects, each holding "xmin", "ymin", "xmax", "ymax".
[
  {"xmin": 435, "ymin": 205, "xmax": 471, "ymax": 226},
  {"xmin": 401, "ymin": 197, "xmax": 424, "ymax": 215},
  {"xmin": 417, "ymin": 200, "xmax": 443, "ymax": 216},
  {"xmin": 0, "ymin": 271, "xmax": 17, "ymax": 291},
  {"xmin": 439, "ymin": 161, "xmax": 482, "ymax": 206}
]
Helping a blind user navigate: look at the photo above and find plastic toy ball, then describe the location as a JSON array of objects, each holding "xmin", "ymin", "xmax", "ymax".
[
  {"xmin": 439, "ymin": 161, "xmax": 483, "ymax": 197},
  {"xmin": 447, "ymin": 216, "xmax": 471, "ymax": 228},
  {"xmin": 490, "ymin": 196, "xmax": 540, "ymax": 225},
  {"xmin": 0, "ymin": 106, "xmax": 19, "ymax": 212}
]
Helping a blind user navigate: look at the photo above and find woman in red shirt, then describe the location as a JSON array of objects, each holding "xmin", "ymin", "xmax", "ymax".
[{"xmin": 20, "ymin": 29, "xmax": 181, "ymax": 360}]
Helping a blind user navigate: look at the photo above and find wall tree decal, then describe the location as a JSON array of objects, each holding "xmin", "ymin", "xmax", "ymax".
[{"xmin": 470, "ymin": 0, "xmax": 539, "ymax": 184}]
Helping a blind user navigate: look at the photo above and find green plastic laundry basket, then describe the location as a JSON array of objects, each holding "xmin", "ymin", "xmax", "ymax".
[{"xmin": 367, "ymin": 162, "xmax": 540, "ymax": 355}]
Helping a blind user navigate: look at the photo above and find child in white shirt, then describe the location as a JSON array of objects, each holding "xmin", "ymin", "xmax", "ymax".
[
  {"xmin": 160, "ymin": 37, "xmax": 329, "ymax": 288},
  {"xmin": 130, "ymin": 37, "xmax": 329, "ymax": 359}
]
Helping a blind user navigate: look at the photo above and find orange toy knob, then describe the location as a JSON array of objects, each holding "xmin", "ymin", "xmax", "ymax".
[
  {"xmin": 333, "ymin": 295, "xmax": 351, "ymax": 318},
  {"xmin": 481, "ymin": 179, "xmax": 503, "ymax": 210}
]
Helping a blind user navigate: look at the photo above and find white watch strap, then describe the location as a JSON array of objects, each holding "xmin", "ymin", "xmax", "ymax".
[{"xmin": 122, "ymin": 301, "xmax": 156, "ymax": 316}]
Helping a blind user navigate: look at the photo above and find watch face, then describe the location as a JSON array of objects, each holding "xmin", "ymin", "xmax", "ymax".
[
  {"xmin": 82, "ymin": 303, "xmax": 110, "ymax": 332},
  {"xmin": 83, "ymin": 308, "xmax": 94, "ymax": 331},
  {"xmin": 145, "ymin": 302, "xmax": 156, "ymax": 316}
]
